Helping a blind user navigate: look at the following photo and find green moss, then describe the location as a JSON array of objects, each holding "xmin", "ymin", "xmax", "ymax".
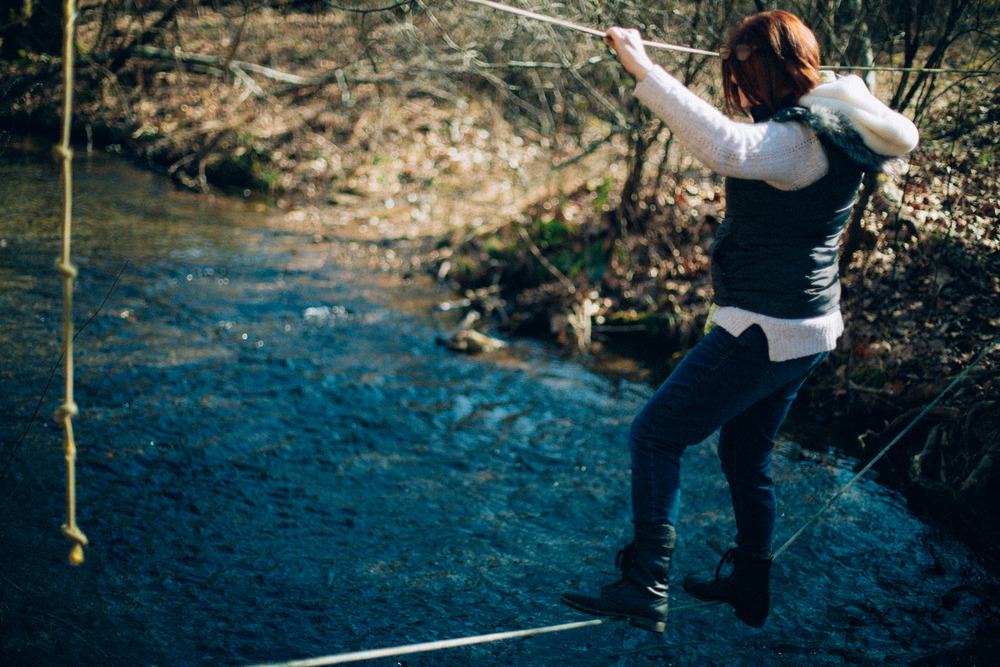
[
  {"xmin": 529, "ymin": 216, "xmax": 571, "ymax": 249},
  {"xmin": 606, "ymin": 310, "xmax": 682, "ymax": 337}
]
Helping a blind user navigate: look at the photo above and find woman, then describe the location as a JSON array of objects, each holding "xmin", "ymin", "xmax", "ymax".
[{"xmin": 561, "ymin": 11, "xmax": 918, "ymax": 633}]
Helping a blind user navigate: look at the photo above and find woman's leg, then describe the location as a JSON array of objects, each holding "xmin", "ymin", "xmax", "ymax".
[
  {"xmin": 717, "ymin": 362, "xmax": 823, "ymax": 557},
  {"xmin": 682, "ymin": 348, "xmax": 826, "ymax": 628},
  {"xmin": 629, "ymin": 325, "xmax": 823, "ymax": 527},
  {"xmin": 564, "ymin": 324, "xmax": 824, "ymax": 630}
]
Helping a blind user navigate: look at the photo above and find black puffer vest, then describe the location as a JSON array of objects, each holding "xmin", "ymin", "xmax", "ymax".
[{"xmin": 710, "ymin": 104, "xmax": 884, "ymax": 319}]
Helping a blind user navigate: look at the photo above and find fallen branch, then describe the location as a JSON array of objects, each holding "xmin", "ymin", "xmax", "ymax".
[
  {"xmin": 133, "ymin": 45, "xmax": 398, "ymax": 88},
  {"xmin": 135, "ymin": 45, "xmax": 311, "ymax": 85}
]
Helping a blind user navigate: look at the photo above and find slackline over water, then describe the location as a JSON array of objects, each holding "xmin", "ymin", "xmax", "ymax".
[{"xmin": 245, "ymin": 330, "xmax": 1000, "ymax": 667}]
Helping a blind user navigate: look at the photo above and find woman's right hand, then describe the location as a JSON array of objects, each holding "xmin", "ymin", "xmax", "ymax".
[{"xmin": 605, "ymin": 27, "xmax": 655, "ymax": 82}]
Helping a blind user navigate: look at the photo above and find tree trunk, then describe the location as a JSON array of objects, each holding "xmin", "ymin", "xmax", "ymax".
[
  {"xmin": 845, "ymin": 0, "xmax": 877, "ymax": 89},
  {"xmin": 612, "ymin": 101, "xmax": 652, "ymax": 239},
  {"xmin": 840, "ymin": 170, "xmax": 878, "ymax": 276}
]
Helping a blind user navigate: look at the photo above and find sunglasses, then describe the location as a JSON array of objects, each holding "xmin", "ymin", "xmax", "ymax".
[{"xmin": 718, "ymin": 43, "xmax": 771, "ymax": 61}]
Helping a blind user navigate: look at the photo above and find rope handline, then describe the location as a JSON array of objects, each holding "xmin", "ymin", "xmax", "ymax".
[
  {"xmin": 242, "ymin": 333, "xmax": 998, "ymax": 667},
  {"xmin": 56, "ymin": 0, "xmax": 87, "ymax": 566},
  {"xmin": 460, "ymin": 0, "xmax": 998, "ymax": 76},
  {"xmin": 461, "ymin": 0, "xmax": 718, "ymax": 57},
  {"xmin": 823, "ymin": 65, "xmax": 997, "ymax": 75}
]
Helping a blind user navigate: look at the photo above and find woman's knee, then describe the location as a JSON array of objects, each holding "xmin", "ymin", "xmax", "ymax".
[{"xmin": 628, "ymin": 413, "xmax": 686, "ymax": 459}]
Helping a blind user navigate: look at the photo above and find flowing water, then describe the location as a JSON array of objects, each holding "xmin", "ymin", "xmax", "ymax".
[{"xmin": 1, "ymin": 136, "xmax": 997, "ymax": 666}]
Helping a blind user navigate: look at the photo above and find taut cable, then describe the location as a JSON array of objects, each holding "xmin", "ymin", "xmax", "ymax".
[
  {"xmin": 461, "ymin": 0, "xmax": 720, "ymax": 57},
  {"xmin": 243, "ymin": 619, "xmax": 606, "ymax": 667}
]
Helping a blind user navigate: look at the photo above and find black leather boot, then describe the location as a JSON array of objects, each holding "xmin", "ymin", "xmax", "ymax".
[
  {"xmin": 560, "ymin": 522, "xmax": 676, "ymax": 633},
  {"xmin": 682, "ymin": 548, "xmax": 772, "ymax": 628}
]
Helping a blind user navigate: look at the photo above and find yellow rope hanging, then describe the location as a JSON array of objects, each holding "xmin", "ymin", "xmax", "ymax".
[{"xmin": 56, "ymin": 0, "xmax": 87, "ymax": 566}]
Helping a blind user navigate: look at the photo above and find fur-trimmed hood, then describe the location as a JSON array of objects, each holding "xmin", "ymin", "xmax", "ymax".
[{"xmin": 782, "ymin": 73, "xmax": 919, "ymax": 172}]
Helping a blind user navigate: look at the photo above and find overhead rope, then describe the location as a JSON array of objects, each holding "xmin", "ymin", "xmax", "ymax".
[
  {"xmin": 460, "ymin": 0, "xmax": 998, "ymax": 76},
  {"xmin": 462, "ymin": 0, "xmax": 717, "ymax": 57},
  {"xmin": 823, "ymin": 65, "xmax": 997, "ymax": 75},
  {"xmin": 242, "ymin": 332, "xmax": 999, "ymax": 667},
  {"xmin": 56, "ymin": 0, "xmax": 88, "ymax": 566}
]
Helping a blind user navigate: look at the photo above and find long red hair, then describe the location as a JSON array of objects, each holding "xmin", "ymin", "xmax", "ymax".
[{"xmin": 722, "ymin": 10, "xmax": 822, "ymax": 117}]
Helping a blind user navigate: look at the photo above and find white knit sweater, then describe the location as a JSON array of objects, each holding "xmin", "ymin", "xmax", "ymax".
[{"xmin": 633, "ymin": 66, "xmax": 918, "ymax": 361}]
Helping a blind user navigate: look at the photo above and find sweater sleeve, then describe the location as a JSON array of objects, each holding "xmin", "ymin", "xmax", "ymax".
[{"xmin": 633, "ymin": 66, "xmax": 830, "ymax": 191}]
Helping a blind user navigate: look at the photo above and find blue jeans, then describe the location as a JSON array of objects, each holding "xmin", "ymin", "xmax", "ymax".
[{"xmin": 629, "ymin": 324, "xmax": 827, "ymax": 556}]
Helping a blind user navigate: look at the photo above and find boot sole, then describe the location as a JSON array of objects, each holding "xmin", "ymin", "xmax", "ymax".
[
  {"xmin": 560, "ymin": 594, "xmax": 667, "ymax": 633},
  {"xmin": 734, "ymin": 609, "xmax": 767, "ymax": 628},
  {"xmin": 685, "ymin": 592, "xmax": 767, "ymax": 628},
  {"xmin": 683, "ymin": 579, "xmax": 767, "ymax": 628}
]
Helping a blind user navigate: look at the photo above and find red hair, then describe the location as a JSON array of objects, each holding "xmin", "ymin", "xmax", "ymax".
[{"xmin": 722, "ymin": 10, "xmax": 822, "ymax": 117}]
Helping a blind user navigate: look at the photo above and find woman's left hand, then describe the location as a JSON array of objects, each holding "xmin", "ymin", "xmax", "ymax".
[{"xmin": 605, "ymin": 27, "xmax": 654, "ymax": 81}]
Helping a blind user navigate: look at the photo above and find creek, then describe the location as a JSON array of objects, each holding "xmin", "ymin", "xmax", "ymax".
[{"xmin": 1, "ymin": 136, "xmax": 996, "ymax": 666}]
